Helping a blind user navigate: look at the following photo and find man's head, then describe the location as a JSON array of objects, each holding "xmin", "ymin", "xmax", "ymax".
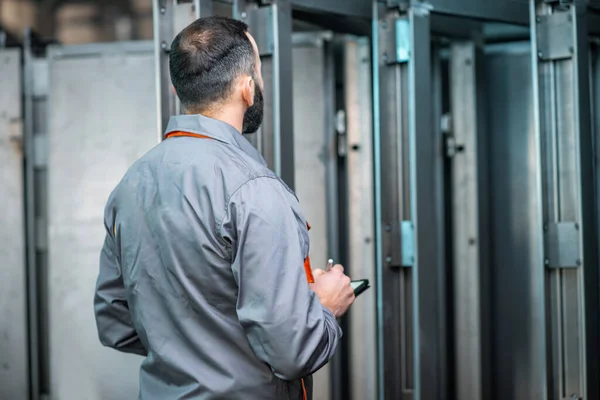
[{"xmin": 169, "ymin": 16, "xmax": 264, "ymax": 134}]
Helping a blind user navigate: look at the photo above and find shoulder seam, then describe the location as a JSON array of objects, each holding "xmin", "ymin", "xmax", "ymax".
[{"xmin": 225, "ymin": 175, "xmax": 295, "ymax": 212}]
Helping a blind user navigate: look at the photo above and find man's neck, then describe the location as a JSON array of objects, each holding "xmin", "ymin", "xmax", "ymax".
[{"xmin": 186, "ymin": 109, "xmax": 243, "ymax": 133}]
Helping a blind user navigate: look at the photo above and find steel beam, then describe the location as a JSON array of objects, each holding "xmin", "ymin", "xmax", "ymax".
[
  {"xmin": 374, "ymin": 3, "xmax": 446, "ymax": 399},
  {"xmin": 531, "ymin": 2, "xmax": 599, "ymax": 399},
  {"xmin": 394, "ymin": 0, "xmax": 530, "ymax": 25},
  {"xmin": 235, "ymin": 0, "xmax": 295, "ymax": 188},
  {"xmin": 290, "ymin": 0, "xmax": 371, "ymax": 18},
  {"xmin": 449, "ymin": 39, "xmax": 491, "ymax": 400}
]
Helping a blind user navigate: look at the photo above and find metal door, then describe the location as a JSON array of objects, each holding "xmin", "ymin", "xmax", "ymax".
[
  {"xmin": 484, "ymin": 42, "xmax": 547, "ymax": 400},
  {"xmin": 46, "ymin": 41, "xmax": 157, "ymax": 400},
  {"xmin": 292, "ymin": 33, "xmax": 376, "ymax": 400}
]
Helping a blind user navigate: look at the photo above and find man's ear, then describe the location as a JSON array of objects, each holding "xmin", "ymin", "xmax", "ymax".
[
  {"xmin": 242, "ymin": 76, "xmax": 255, "ymax": 107},
  {"xmin": 171, "ymin": 85, "xmax": 177, "ymax": 95}
]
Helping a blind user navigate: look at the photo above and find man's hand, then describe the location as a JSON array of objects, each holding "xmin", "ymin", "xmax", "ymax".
[{"xmin": 309, "ymin": 265, "xmax": 355, "ymax": 318}]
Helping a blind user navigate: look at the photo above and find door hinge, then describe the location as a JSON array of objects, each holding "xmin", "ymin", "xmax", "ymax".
[
  {"xmin": 441, "ymin": 113, "xmax": 464, "ymax": 158},
  {"xmin": 336, "ymin": 109, "xmax": 347, "ymax": 158}
]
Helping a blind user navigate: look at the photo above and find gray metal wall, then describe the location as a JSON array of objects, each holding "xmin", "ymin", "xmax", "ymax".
[
  {"xmin": 485, "ymin": 43, "xmax": 547, "ymax": 400},
  {"xmin": 0, "ymin": 48, "xmax": 29, "ymax": 400},
  {"xmin": 46, "ymin": 42, "xmax": 157, "ymax": 400}
]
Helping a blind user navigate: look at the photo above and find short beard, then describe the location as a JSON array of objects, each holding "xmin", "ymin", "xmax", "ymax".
[{"xmin": 242, "ymin": 83, "xmax": 264, "ymax": 135}]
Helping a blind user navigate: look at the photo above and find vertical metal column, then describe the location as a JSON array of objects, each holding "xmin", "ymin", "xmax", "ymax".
[
  {"xmin": 234, "ymin": 0, "xmax": 295, "ymax": 188},
  {"xmin": 153, "ymin": 0, "xmax": 212, "ymax": 137},
  {"xmin": 594, "ymin": 40, "xmax": 600, "ymax": 285},
  {"xmin": 374, "ymin": 3, "xmax": 445, "ymax": 399},
  {"xmin": 24, "ymin": 29, "xmax": 52, "ymax": 400},
  {"xmin": 531, "ymin": 2, "xmax": 599, "ymax": 399},
  {"xmin": 449, "ymin": 40, "xmax": 491, "ymax": 400},
  {"xmin": 24, "ymin": 31, "xmax": 40, "ymax": 400}
]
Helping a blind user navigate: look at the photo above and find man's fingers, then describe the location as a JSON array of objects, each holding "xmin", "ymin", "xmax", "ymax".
[
  {"xmin": 332, "ymin": 264, "xmax": 344, "ymax": 274},
  {"xmin": 313, "ymin": 268, "xmax": 326, "ymax": 278}
]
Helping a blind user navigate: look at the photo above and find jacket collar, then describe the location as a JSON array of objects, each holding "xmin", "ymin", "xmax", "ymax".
[{"xmin": 164, "ymin": 114, "xmax": 267, "ymax": 167}]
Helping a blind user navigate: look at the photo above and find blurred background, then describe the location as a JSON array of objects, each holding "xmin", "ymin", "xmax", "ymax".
[{"xmin": 0, "ymin": 0, "xmax": 153, "ymax": 44}]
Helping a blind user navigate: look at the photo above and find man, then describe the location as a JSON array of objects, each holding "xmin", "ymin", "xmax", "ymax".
[{"xmin": 94, "ymin": 16, "xmax": 355, "ymax": 399}]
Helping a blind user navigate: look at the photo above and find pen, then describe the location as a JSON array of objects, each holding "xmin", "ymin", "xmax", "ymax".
[{"xmin": 326, "ymin": 259, "xmax": 334, "ymax": 272}]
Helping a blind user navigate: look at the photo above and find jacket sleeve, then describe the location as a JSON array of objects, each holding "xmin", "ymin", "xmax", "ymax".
[
  {"xmin": 225, "ymin": 177, "xmax": 343, "ymax": 381},
  {"xmin": 94, "ymin": 224, "xmax": 147, "ymax": 357}
]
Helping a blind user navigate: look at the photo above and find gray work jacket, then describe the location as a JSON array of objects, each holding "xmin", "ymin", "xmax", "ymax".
[{"xmin": 94, "ymin": 114, "xmax": 342, "ymax": 399}]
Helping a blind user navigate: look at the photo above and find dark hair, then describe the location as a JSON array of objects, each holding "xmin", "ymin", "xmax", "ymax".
[{"xmin": 169, "ymin": 16, "xmax": 255, "ymax": 112}]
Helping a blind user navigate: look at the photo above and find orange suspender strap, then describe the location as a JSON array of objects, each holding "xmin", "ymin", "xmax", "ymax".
[
  {"xmin": 301, "ymin": 378, "xmax": 308, "ymax": 400},
  {"xmin": 304, "ymin": 256, "xmax": 314, "ymax": 284},
  {"xmin": 304, "ymin": 222, "xmax": 314, "ymax": 284}
]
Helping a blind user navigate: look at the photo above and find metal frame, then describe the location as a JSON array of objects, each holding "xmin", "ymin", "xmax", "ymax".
[
  {"xmin": 23, "ymin": 30, "xmax": 39, "ymax": 400},
  {"xmin": 373, "ymin": 3, "xmax": 446, "ymax": 399},
  {"xmin": 23, "ymin": 29, "xmax": 58, "ymax": 400},
  {"xmin": 23, "ymin": 29, "xmax": 51, "ymax": 400},
  {"xmin": 531, "ymin": 2, "xmax": 599, "ymax": 399},
  {"xmin": 271, "ymin": 0, "xmax": 533, "ymax": 24}
]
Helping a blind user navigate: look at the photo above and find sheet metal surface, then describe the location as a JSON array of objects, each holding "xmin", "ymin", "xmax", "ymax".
[
  {"xmin": 485, "ymin": 43, "xmax": 547, "ymax": 400},
  {"xmin": 46, "ymin": 42, "xmax": 157, "ymax": 400},
  {"xmin": 0, "ymin": 48, "xmax": 29, "ymax": 400}
]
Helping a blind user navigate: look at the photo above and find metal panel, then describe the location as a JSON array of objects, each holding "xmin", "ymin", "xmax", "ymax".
[
  {"xmin": 46, "ymin": 42, "xmax": 157, "ymax": 400},
  {"xmin": 0, "ymin": 48, "xmax": 29, "ymax": 400},
  {"xmin": 531, "ymin": 2, "xmax": 599, "ymax": 399},
  {"xmin": 449, "ymin": 40, "xmax": 491, "ymax": 400},
  {"xmin": 344, "ymin": 36, "xmax": 377, "ymax": 400},
  {"xmin": 484, "ymin": 42, "xmax": 547, "ymax": 400},
  {"xmin": 291, "ymin": 39, "xmax": 331, "ymax": 400},
  {"xmin": 237, "ymin": 0, "xmax": 296, "ymax": 188},
  {"xmin": 374, "ymin": 4, "xmax": 446, "ymax": 399}
]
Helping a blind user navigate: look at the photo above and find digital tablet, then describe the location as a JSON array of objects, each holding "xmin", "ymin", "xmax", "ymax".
[{"xmin": 350, "ymin": 279, "xmax": 370, "ymax": 296}]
